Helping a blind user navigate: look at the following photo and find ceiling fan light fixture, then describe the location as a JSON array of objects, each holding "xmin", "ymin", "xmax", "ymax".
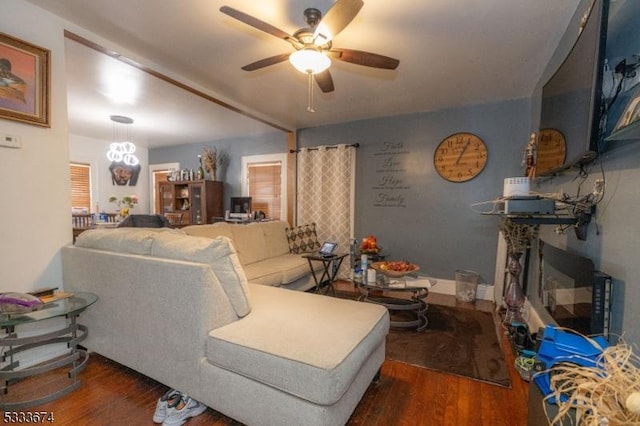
[
  {"xmin": 313, "ymin": 25, "xmax": 332, "ymax": 46},
  {"xmin": 289, "ymin": 49, "xmax": 331, "ymax": 74}
]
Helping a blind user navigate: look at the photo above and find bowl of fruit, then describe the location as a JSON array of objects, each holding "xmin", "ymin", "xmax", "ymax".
[{"xmin": 371, "ymin": 260, "xmax": 420, "ymax": 277}]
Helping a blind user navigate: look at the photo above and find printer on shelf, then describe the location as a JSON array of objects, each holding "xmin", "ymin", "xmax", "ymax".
[{"xmin": 503, "ymin": 197, "xmax": 556, "ymax": 215}]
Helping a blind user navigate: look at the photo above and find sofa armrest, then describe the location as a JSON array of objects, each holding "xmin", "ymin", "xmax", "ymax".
[{"xmin": 61, "ymin": 245, "xmax": 238, "ymax": 394}]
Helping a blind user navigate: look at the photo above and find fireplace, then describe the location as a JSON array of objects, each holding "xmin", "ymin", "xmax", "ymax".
[{"xmin": 528, "ymin": 240, "xmax": 612, "ymax": 338}]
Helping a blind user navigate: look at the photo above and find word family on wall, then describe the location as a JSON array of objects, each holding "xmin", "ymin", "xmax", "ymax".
[{"xmin": 371, "ymin": 141, "xmax": 411, "ymax": 208}]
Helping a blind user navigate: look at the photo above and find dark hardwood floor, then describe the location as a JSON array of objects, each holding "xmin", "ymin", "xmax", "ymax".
[{"xmin": 3, "ymin": 284, "xmax": 529, "ymax": 425}]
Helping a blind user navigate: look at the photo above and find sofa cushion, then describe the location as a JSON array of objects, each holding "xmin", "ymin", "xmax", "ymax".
[
  {"xmin": 241, "ymin": 263, "xmax": 283, "ymax": 287},
  {"xmin": 272, "ymin": 253, "xmax": 319, "ymax": 284},
  {"xmin": 229, "ymin": 223, "xmax": 268, "ymax": 265},
  {"xmin": 182, "ymin": 222, "xmax": 234, "ymax": 241},
  {"xmin": 207, "ymin": 284, "xmax": 389, "ymax": 406},
  {"xmin": 243, "ymin": 254, "xmax": 323, "ymax": 287},
  {"xmin": 259, "ymin": 221, "xmax": 291, "ymax": 257},
  {"xmin": 74, "ymin": 228, "xmax": 162, "ymax": 255},
  {"xmin": 285, "ymin": 223, "xmax": 321, "ymax": 254},
  {"xmin": 151, "ymin": 232, "xmax": 251, "ymax": 317}
]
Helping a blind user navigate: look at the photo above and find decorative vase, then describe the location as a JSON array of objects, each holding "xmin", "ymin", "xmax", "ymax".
[
  {"xmin": 196, "ymin": 155, "xmax": 205, "ymax": 180},
  {"xmin": 504, "ymin": 251, "xmax": 525, "ymax": 324}
]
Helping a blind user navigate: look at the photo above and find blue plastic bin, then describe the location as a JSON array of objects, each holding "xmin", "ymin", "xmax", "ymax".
[{"xmin": 533, "ymin": 325, "xmax": 609, "ymax": 403}]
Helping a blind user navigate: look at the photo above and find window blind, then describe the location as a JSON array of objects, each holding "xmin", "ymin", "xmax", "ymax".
[
  {"xmin": 70, "ymin": 162, "xmax": 91, "ymax": 211},
  {"xmin": 248, "ymin": 162, "xmax": 281, "ymax": 220}
]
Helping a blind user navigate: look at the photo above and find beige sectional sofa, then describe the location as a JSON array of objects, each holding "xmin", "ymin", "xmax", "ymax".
[
  {"xmin": 61, "ymin": 227, "xmax": 389, "ymax": 426},
  {"xmin": 182, "ymin": 220, "xmax": 320, "ymax": 291}
]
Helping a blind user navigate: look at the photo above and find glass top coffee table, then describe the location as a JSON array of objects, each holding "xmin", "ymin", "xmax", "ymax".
[{"xmin": 357, "ymin": 276, "xmax": 436, "ymax": 332}]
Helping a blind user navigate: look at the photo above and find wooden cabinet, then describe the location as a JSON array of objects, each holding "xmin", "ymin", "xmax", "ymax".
[{"xmin": 159, "ymin": 180, "xmax": 223, "ymax": 225}]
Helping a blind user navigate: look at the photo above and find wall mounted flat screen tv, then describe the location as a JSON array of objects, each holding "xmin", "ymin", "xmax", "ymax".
[
  {"xmin": 538, "ymin": 0, "xmax": 609, "ymax": 174},
  {"xmin": 534, "ymin": 240, "xmax": 612, "ymax": 338}
]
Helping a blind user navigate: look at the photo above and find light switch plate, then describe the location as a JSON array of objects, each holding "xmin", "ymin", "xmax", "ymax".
[{"xmin": 1, "ymin": 134, "xmax": 21, "ymax": 148}]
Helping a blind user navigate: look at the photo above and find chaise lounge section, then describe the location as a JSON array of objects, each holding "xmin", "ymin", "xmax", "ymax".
[{"xmin": 61, "ymin": 227, "xmax": 389, "ymax": 426}]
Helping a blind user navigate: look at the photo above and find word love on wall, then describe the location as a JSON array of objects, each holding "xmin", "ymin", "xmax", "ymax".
[{"xmin": 371, "ymin": 141, "xmax": 411, "ymax": 208}]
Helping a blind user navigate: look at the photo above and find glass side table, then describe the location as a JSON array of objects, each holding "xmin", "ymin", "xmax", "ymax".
[
  {"xmin": 0, "ymin": 292, "xmax": 98, "ymax": 409},
  {"xmin": 357, "ymin": 276, "xmax": 436, "ymax": 332}
]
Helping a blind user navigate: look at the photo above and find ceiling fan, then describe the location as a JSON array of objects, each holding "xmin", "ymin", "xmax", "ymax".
[{"xmin": 220, "ymin": 0, "xmax": 400, "ymax": 97}]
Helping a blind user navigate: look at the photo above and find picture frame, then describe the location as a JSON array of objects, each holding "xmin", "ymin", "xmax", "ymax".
[
  {"xmin": 0, "ymin": 32, "xmax": 50, "ymax": 127},
  {"xmin": 613, "ymin": 83, "xmax": 640, "ymax": 132}
]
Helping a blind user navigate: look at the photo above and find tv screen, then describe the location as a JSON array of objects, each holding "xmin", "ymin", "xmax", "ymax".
[
  {"xmin": 539, "ymin": 241, "xmax": 595, "ymax": 334},
  {"xmin": 531, "ymin": 240, "xmax": 612, "ymax": 337},
  {"xmin": 538, "ymin": 0, "xmax": 609, "ymax": 173}
]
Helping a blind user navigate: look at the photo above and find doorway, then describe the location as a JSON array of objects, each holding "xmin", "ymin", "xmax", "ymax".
[{"xmin": 148, "ymin": 162, "xmax": 180, "ymax": 214}]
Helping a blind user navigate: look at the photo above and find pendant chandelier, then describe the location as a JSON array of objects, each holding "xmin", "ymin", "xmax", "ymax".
[{"xmin": 107, "ymin": 115, "xmax": 139, "ymax": 166}]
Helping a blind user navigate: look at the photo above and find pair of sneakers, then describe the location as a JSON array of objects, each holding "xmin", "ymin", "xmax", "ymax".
[{"xmin": 153, "ymin": 389, "xmax": 207, "ymax": 426}]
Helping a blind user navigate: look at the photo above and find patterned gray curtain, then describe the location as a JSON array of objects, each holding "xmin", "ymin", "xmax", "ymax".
[{"xmin": 297, "ymin": 145, "xmax": 356, "ymax": 279}]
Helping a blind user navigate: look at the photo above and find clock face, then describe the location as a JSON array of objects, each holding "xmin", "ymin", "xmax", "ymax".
[
  {"xmin": 536, "ymin": 128, "xmax": 566, "ymax": 173},
  {"xmin": 434, "ymin": 133, "xmax": 487, "ymax": 182}
]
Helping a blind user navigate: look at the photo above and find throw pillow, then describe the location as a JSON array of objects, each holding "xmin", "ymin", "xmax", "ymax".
[{"xmin": 286, "ymin": 223, "xmax": 321, "ymax": 254}]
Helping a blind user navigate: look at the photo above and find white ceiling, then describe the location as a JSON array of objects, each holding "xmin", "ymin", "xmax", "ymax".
[{"xmin": 26, "ymin": 0, "xmax": 583, "ymax": 148}]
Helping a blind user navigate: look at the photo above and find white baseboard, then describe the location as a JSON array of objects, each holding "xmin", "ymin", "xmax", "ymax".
[{"xmin": 430, "ymin": 278, "xmax": 495, "ymax": 301}]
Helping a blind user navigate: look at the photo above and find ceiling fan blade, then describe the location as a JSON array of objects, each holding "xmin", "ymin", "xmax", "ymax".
[
  {"xmin": 313, "ymin": 0, "xmax": 364, "ymax": 45},
  {"xmin": 241, "ymin": 53, "xmax": 291, "ymax": 71},
  {"xmin": 314, "ymin": 70, "xmax": 335, "ymax": 93},
  {"xmin": 220, "ymin": 6, "xmax": 292, "ymax": 41},
  {"xmin": 330, "ymin": 48, "xmax": 400, "ymax": 70}
]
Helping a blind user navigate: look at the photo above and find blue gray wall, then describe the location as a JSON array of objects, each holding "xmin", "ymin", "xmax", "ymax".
[
  {"xmin": 297, "ymin": 99, "xmax": 531, "ymax": 283},
  {"xmin": 149, "ymin": 131, "xmax": 287, "ymax": 210}
]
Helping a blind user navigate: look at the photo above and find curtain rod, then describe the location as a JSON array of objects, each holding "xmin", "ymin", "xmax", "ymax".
[{"xmin": 289, "ymin": 143, "xmax": 359, "ymax": 153}]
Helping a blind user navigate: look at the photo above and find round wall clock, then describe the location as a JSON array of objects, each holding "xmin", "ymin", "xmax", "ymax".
[
  {"xmin": 434, "ymin": 132, "xmax": 488, "ymax": 182},
  {"xmin": 536, "ymin": 128, "xmax": 566, "ymax": 174}
]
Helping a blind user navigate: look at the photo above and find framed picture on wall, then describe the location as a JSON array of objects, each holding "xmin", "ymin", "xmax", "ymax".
[
  {"xmin": 0, "ymin": 32, "xmax": 50, "ymax": 127},
  {"xmin": 613, "ymin": 83, "xmax": 640, "ymax": 132}
]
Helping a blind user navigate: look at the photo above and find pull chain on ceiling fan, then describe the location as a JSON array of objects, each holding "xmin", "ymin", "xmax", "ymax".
[{"xmin": 220, "ymin": 0, "xmax": 399, "ymax": 112}]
